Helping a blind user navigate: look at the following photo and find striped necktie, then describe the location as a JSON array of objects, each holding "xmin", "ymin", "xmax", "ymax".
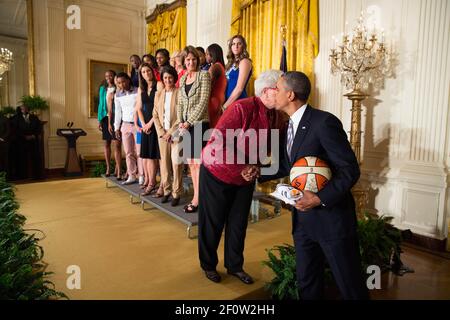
[{"xmin": 286, "ymin": 119, "xmax": 294, "ymax": 160}]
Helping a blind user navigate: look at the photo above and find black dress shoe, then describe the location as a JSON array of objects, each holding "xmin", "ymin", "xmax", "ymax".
[
  {"xmin": 171, "ymin": 197, "xmax": 180, "ymax": 206},
  {"xmin": 204, "ymin": 270, "xmax": 221, "ymax": 283},
  {"xmin": 161, "ymin": 194, "xmax": 170, "ymax": 203},
  {"xmin": 227, "ymin": 270, "xmax": 254, "ymax": 284}
]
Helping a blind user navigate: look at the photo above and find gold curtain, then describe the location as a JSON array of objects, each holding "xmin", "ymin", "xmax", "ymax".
[
  {"xmin": 230, "ymin": 0, "xmax": 319, "ymax": 96},
  {"xmin": 147, "ymin": 6, "xmax": 187, "ymax": 55}
]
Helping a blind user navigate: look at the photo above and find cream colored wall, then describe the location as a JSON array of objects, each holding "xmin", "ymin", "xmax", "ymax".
[
  {"xmin": 33, "ymin": 0, "xmax": 146, "ymax": 169},
  {"xmin": 314, "ymin": 0, "xmax": 450, "ymax": 240},
  {"xmin": 186, "ymin": 0, "xmax": 232, "ymax": 52},
  {"xmin": 177, "ymin": 0, "xmax": 450, "ymax": 240},
  {"xmin": 0, "ymin": 35, "xmax": 29, "ymax": 106}
]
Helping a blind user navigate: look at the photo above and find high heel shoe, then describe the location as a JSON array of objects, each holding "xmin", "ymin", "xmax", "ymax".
[
  {"xmin": 141, "ymin": 184, "xmax": 157, "ymax": 196},
  {"xmin": 184, "ymin": 203, "xmax": 198, "ymax": 213}
]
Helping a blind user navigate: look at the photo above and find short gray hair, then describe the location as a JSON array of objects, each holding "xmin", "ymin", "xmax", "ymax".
[{"xmin": 254, "ymin": 69, "xmax": 283, "ymax": 97}]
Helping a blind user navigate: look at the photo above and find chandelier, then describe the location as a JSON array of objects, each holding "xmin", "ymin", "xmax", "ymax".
[
  {"xmin": 0, "ymin": 48, "xmax": 14, "ymax": 79},
  {"xmin": 330, "ymin": 14, "xmax": 387, "ymax": 92},
  {"xmin": 329, "ymin": 12, "xmax": 390, "ymax": 217}
]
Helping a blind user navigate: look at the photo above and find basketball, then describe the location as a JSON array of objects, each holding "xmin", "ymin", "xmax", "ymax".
[{"xmin": 290, "ymin": 156, "xmax": 332, "ymax": 193}]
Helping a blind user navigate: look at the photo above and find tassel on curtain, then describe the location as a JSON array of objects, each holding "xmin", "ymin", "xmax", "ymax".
[
  {"xmin": 230, "ymin": 0, "xmax": 319, "ymax": 95},
  {"xmin": 146, "ymin": 1, "xmax": 187, "ymax": 55}
]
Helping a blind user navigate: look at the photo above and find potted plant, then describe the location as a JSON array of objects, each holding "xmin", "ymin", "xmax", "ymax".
[
  {"xmin": 262, "ymin": 212, "xmax": 405, "ymax": 300},
  {"xmin": 20, "ymin": 95, "xmax": 49, "ymax": 115},
  {"xmin": 0, "ymin": 106, "xmax": 16, "ymax": 118}
]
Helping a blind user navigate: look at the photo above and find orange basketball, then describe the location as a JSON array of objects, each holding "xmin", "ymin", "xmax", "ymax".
[{"xmin": 290, "ymin": 156, "xmax": 332, "ymax": 193}]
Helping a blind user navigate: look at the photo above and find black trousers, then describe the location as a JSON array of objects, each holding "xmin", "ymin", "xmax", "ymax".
[
  {"xmin": 293, "ymin": 219, "xmax": 369, "ymax": 300},
  {"xmin": 198, "ymin": 165, "xmax": 255, "ymax": 273}
]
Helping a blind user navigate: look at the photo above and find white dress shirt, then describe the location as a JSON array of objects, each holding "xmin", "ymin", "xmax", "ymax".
[
  {"xmin": 163, "ymin": 91, "xmax": 173, "ymax": 130},
  {"xmin": 114, "ymin": 88, "xmax": 138, "ymax": 131},
  {"xmin": 290, "ymin": 103, "xmax": 308, "ymax": 137}
]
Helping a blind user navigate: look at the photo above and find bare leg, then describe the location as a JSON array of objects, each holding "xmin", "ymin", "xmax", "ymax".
[
  {"xmin": 148, "ymin": 159, "xmax": 158, "ymax": 187},
  {"xmin": 104, "ymin": 140, "xmax": 111, "ymax": 175},
  {"xmin": 189, "ymin": 161, "xmax": 200, "ymax": 206},
  {"xmin": 114, "ymin": 140, "xmax": 122, "ymax": 177}
]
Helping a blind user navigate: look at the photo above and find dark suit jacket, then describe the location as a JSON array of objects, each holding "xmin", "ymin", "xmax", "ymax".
[{"xmin": 260, "ymin": 105, "xmax": 360, "ymax": 241}]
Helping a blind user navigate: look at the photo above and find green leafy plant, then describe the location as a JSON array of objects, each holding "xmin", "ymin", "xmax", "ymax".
[
  {"xmin": 90, "ymin": 161, "xmax": 107, "ymax": 177},
  {"xmin": 262, "ymin": 244, "xmax": 298, "ymax": 300},
  {"xmin": 20, "ymin": 95, "xmax": 49, "ymax": 113},
  {"xmin": 0, "ymin": 106, "xmax": 16, "ymax": 118},
  {"xmin": 90, "ymin": 160, "xmax": 126, "ymax": 177},
  {"xmin": 0, "ymin": 172, "xmax": 67, "ymax": 300},
  {"xmin": 358, "ymin": 212, "xmax": 402, "ymax": 272},
  {"xmin": 263, "ymin": 212, "xmax": 403, "ymax": 300}
]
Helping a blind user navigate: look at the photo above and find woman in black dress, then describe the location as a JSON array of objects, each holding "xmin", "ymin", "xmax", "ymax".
[{"xmin": 135, "ymin": 63, "xmax": 162, "ymax": 196}]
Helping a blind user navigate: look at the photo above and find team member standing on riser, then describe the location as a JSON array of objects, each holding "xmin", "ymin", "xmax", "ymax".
[
  {"xmin": 153, "ymin": 66, "xmax": 183, "ymax": 206},
  {"xmin": 177, "ymin": 46, "xmax": 211, "ymax": 214},
  {"xmin": 222, "ymin": 35, "xmax": 252, "ymax": 110},
  {"xmin": 114, "ymin": 73, "xmax": 139, "ymax": 185},
  {"xmin": 259, "ymin": 71, "xmax": 369, "ymax": 300}
]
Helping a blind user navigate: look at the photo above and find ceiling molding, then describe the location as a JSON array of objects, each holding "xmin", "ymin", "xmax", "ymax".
[{"xmin": 146, "ymin": 0, "xmax": 186, "ymax": 23}]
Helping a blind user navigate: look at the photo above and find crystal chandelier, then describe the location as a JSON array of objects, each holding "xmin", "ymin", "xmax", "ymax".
[
  {"xmin": 329, "ymin": 12, "xmax": 390, "ymax": 217},
  {"xmin": 0, "ymin": 48, "xmax": 14, "ymax": 79},
  {"xmin": 330, "ymin": 14, "xmax": 387, "ymax": 92}
]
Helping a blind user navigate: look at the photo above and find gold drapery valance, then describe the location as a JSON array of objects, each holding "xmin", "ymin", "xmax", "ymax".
[
  {"xmin": 146, "ymin": 0, "xmax": 187, "ymax": 55},
  {"xmin": 230, "ymin": 0, "xmax": 319, "ymax": 96}
]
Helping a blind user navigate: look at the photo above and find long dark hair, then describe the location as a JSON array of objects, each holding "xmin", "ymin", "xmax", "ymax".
[
  {"xmin": 225, "ymin": 35, "xmax": 251, "ymax": 71},
  {"xmin": 142, "ymin": 54, "xmax": 157, "ymax": 69},
  {"xmin": 138, "ymin": 63, "xmax": 156, "ymax": 92},
  {"xmin": 206, "ymin": 43, "xmax": 225, "ymax": 67}
]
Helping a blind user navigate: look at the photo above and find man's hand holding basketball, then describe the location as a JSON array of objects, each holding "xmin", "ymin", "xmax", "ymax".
[{"xmin": 295, "ymin": 190, "xmax": 321, "ymax": 212}]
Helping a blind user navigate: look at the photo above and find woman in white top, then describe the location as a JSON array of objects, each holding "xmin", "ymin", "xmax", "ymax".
[
  {"xmin": 153, "ymin": 66, "xmax": 182, "ymax": 207},
  {"xmin": 114, "ymin": 72, "xmax": 139, "ymax": 185}
]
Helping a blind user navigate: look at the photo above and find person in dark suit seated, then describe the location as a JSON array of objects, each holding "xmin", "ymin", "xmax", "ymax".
[
  {"xmin": 10, "ymin": 105, "xmax": 43, "ymax": 180},
  {"xmin": 0, "ymin": 113, "xmax": 10, "ymax": 174},
  {"xmin": 258, "ymin": 71, "xmax": 368, "ymax": 300}
]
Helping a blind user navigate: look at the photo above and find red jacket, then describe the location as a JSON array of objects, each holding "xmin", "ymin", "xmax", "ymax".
[{"xmin": 202, "ymin": 96, "xmax": 276, "ymax": 186}]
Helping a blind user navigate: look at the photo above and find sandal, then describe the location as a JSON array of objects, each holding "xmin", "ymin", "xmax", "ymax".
[
  {"xmin": 141, "ymin": 184, "xmax": 157, "ymax": 196},
  {"xmin": 184, "ymin": 203, "xmax": 198, "ymax": 213},
  {"xmin": 151, "ymin": 183, "xmax": 164, "ymax": 198}
]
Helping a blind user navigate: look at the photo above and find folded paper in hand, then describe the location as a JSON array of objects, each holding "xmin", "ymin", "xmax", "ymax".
[{"xmin": 270, "ymin": 183, "xmax": 303, "ymax": 205}]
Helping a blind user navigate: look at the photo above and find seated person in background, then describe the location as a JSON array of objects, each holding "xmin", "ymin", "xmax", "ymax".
[
  {"xmin": 0, "ymin": 112, "xmax": 10, "ymax": 174},
  {"xmin": 10, "ymin": 105, "xmax": 43, "ymax": 180}
]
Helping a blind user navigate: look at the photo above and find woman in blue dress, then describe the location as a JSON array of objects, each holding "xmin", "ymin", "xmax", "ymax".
[{"xmin": 222, "ymin": 35, "xmax": 253, "ymax": 110}]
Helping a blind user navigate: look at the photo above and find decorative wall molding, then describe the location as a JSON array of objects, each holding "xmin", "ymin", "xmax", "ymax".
[
  {"xmin": 316, "ymin": 0, "xmax": 450, "ymax": 240},
  {"xmin": 409, "ymin": 0, "xmax": 450, "ymax": 163},
  {"xmin": 146, "ymin": 0, "xmax": 187, "ymax": 22},
  {"xmin": 47, "ymin": 4, "xmax": 66, "ymax": 136},
  {"xmin": 186, "ymin": 0, "xmax": 231, "ymax": 53},
  {"xmin": 33, "ymin": 0, "xmax": 145, "ymax": 169}
]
